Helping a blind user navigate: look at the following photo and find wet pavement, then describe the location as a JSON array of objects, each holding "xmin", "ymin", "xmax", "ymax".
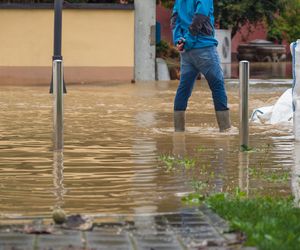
[{"xmin": 0, "ymin": 207, "xmax": 252, "ymax": 250}]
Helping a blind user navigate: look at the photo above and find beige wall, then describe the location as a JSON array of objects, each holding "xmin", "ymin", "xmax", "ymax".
[{"xmin": 0, "ymin": 9, "xmax": 134, "ymax": 84}]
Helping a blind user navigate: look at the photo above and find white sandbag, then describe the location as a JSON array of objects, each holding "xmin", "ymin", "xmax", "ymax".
[
  {"xmin": 156, "ymin": 58, "xmax": 171, "ymax": 81},
  {"xmin": 250, "ymin": 106, "xmax": 273, "ymax": 124},
  {"xmin": 250, "ymin": 88, "xmax": 293, "ymax": 124},
  {"xmin": 291, "ymin": 40, "xmax": 300, "ymax": 141},
  {"xmin": 270, "ymin": 88, "xmax": 293, "ymax": 124}
]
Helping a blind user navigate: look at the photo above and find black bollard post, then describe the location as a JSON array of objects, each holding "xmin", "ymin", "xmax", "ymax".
[{"xmin": 50, "ymin": 0, "xmax": 66, "ymax": 94}]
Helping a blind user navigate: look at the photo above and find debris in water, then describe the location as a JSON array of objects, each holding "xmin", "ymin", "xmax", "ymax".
[
  {"xmin": 23, "ymin": 220, "xmax": 53, "ymax": 234},
  {"xmin": 52, "ymin": 208, "xmax": 67, "ymax": 224},
  {"xmin": 62, "ymin": 214, "xmax": 93, "ymax": 231}
]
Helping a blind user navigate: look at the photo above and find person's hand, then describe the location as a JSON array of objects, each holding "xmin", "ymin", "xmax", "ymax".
[{"xmin": 176, "ymin": 39, "xmax": 185, "ymax": 52}]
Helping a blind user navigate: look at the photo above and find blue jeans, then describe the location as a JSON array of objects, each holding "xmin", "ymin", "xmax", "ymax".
[{"xmin": 174, "ymin": 46, "xmax": 229, "ymax": 112}]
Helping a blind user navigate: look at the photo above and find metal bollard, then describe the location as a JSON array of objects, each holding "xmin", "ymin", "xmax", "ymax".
[
  {"xmin": 53, "ymin": 60, "xmax": 64, "ymax": 151},
  {"xmin": 239, "ymin": 61, "xmax": 249, "ymax": 149}
]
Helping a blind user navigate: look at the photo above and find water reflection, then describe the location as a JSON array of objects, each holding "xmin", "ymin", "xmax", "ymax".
[
  {"xmin": 212, "ymin": 139, "xmax": 230, "ymax": 193},
  {"xmin": 132, "ymin": 111, "xmax": 158, "ymax": 214},
  {"xmin": 238, "ymin": 152, "xmax": 250, "ymax": 196},
  {"xmin": 172, "ymin": 132, "xmax": 186, "ymax": 157},
  {"xmin": 53, "ymin": 150, "xmax": 65, "ymax": 209},
  {"xmin": 231, "ymin": 62, "xmax": 292, "ymax": 79},
  {"xmin": 0, "ymin": 83, "xmax": 296, "ymax": 218}
]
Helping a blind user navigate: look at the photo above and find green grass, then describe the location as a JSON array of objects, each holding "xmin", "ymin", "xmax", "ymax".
[
  {"xmin": 249, "ymin": 168, "xmax": 290, "ymax": 183},
  {"xmin": 195, "ymin": 145, "xmax": 207, "ymax": 153},
  {"xmin": 190, "ymin": 179, "xmax": 209, "ymax": 193},
  {"xmin": 240, "ymin": 143, "xmax": 273, "ymax": 153},
  {"xmin": 159, "ymin": 154, "xmax": 177, "ymax": 172},
  {"xmin": 181, "ymin": 192, "xmax": 205, "ymax": 205},
  {"xmin": 159, "ymin": 154, "xmax": 196, "ymax": 171},
  {"xmin": 240, "ymin": 144, "xmax": 255, "ymax": 152},
  {"xmin": 205, "ymin": 193, "xmax": 300, "ymax": 250}
]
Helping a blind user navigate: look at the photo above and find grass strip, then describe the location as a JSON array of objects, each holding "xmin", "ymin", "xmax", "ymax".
[{"xmin": 205, "ymin": 193, "xmax": 300, "ymax": 250}]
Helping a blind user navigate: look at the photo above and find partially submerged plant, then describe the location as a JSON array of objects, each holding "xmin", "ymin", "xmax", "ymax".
[
  {"xmin": 159, "ymin": 154, "xmax": 177, "ymax": 172},
  {"xmin": 240, "ymin": 144, "xmax": 254, "ymax": 152},
  {"xmin": 190, "ymin": 179, "xmax": 209, "ymax": 193},
  {"xmin": 181, "ymin": 192, "xmax": 205, "ymax": 205},
  {"xmin": 240, "ymin": 143, "xmax": 273, "ymax": 153},
  {"xmin": 249, "ymin": 167, "xmax": 290, "ymax": 183},
  {"xmin": 195, "ymin": 145, "xmax": 207, "ymax": 153},
  {"xmin": 178, "ymin": 157, "xmax": 196, "ymax": 170},
  {"xmin": 159, "ymin": 154, "xmax": 196, "ymax": 171}
]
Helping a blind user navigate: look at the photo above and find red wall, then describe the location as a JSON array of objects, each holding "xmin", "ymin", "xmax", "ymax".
[
  {"xmin": 231, "ymin": 22, "xmax": 267, "ymax": 53},
  {"xmin": 156, "ymin": 5, "xmax": 173, "ymax": 43}
]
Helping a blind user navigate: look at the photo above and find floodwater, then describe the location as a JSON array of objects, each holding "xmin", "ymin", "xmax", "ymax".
[
  {"xmin": 0, "ymin": 80, "xmax": 298, "ymax": 220},
  {"xmin": 226, "ymin": 62, "xmax": 292, "ymax": 79}
]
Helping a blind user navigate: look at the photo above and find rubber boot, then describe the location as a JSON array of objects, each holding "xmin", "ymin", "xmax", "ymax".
[
  {"xmin": 174, "ymin": 111, "xmax": 185, "ymax": 132},
  {"xmin": 216, "ymin": 110, "xmax": 231, "ymax": 132}
]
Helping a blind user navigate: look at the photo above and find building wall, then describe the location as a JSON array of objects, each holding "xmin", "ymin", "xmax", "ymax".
[
  {"xmin": 156, "ymin": 4, "xmax": 172, "ymax": 44},
  {"xmin": 231, "ymin": 22, "xmax": 290, "ymax": 57},
  {"xmin": 134, "ymin": 0, "xmax": 156, "ymax": 81},
  {"xmin": 231, "ymin": 22, "xmax": 267, "ymax": 54},
  {"xmin": 0, "ymin": 7, "xmax": 134, "ymax": 84}
]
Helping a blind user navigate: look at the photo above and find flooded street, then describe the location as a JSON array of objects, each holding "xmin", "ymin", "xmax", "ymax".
[
  {"xmin": 0, "ymin": 80, "xmax": 297, "ymax": 219},
  {"xmin": 230, "ymin": 62, "xmax": 292, "ymax": 79}
]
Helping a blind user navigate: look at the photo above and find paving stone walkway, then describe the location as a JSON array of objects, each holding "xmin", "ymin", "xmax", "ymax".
[{"xmin": 0, "ymin": 206, "xmax": 253, "ymax": 250}]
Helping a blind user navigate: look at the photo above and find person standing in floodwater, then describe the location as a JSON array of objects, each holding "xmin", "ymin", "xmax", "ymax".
[{"xmin": 171, "ymin": 0, "xmax": 231, "ymax": 132}]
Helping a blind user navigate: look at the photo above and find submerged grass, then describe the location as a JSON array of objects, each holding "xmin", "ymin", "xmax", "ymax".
[
  {"xmin": 249, "ymin": 167, "xmax": 290, "ymax": 183},
  {"xmin": 159, "ymin": 154, "xmax": 196, "ymax": 171},
  {"xmin": 195, "ymin": 145, "xmax": 207, "ymax": 153},
  {"xmin": 241, "ymin": 143, "xmax": 273, "ymax": 153}
]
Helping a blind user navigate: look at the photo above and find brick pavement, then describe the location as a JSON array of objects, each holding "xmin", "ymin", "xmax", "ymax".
[{"xmin": 0, "ymin": 207, "xmax": 252, "ymax": 250}]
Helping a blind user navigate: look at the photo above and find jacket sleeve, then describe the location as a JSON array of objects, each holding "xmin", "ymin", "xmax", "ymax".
[
  {"xmin": 184, "ymin": 0, "xmax": 214, "ymax": 50},
  {"xmin": 171, "ymin": 1, "xmax": 183, "ymax": 45}
]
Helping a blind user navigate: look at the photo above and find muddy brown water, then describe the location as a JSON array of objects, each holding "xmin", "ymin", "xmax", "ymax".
[
  {"xmin": 230, "ymin": 62, "xmax": 292, "ymax": 79},
  {"xmin": 0, "ymin": 80, "xmax": 298, "ymax": 219}
]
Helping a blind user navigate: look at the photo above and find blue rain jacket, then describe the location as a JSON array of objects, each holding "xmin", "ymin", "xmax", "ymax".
[{"xmin": 171, "ymin": 0, "xmax": 218, "ymax": 50}]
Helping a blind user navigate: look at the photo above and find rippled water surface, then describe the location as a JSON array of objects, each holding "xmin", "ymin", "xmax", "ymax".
[{"xmin": 0, "ymin": 81, "xmax": 298, "ymax": 219}]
